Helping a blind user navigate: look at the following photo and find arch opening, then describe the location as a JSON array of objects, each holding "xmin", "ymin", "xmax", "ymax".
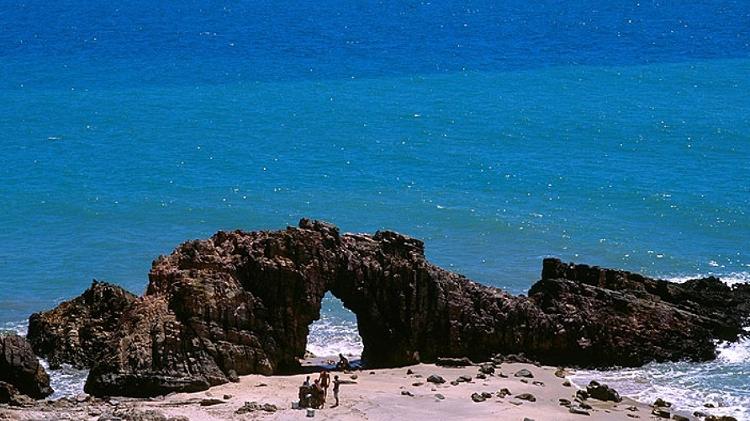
[{"xmin": 305, "ymin": 292, "xmax": 363, "ymax": 366}]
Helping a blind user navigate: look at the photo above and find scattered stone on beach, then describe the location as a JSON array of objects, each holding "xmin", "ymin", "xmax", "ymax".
[
  {"xmin": 97, "ymin": 408, "xmax": 187, "ymax": 421},
  {"xmin": 651, "ymin": 407, "xmax": 671, "ymax": 418},
  {"xmin": 199, "ymin": 398, "xmax": 224, "ymax": 406},
  {"xmin": 586, "ymin": 380, "xmax": 622, "ymax": 402},
  {"xmin": 626, "ymin": 414, "xmax": 639, "ymax": 419},
  {"xmin": 27, "ymin": 281, "xmax": 137, "ymax": 369},
  {"xmin": 478, "ymin": 362, "xmax": 495, "ymax": 374},
  {"xmin": 436, "ymin": 357, "xmax": 473, "ymax": 367},
  {"xmin": 498, "ymin": 372, "xmax": 508, "ymax": 378},
  {"xmin": 569, "ymin": 406, "xmax": 591, "ymax": 416},
  {"xmin": 559, "ymin": 398, "xmax": 571, "ymax": 406},
  {"xmin": 523, "ymin": 418, "xmax": 535, "ymax": 421},
  {"xmin": 626, "ymin": 405, "xmax": 638, "ymax": 411},
  {"xmin": 235, "ymin": 401, "xmax": 278, "ymax": 414},
  {"xmin": 456, "ymin": 375, "xmax": 473, "ymax": 383},
  {"xmin": 509, "ymin": 400, "xmax": 523, "ymax": 406},
  {"xmin": 532, "ymin": 380, "xmax": 545, "ymax": 387},
  {"xmin": 406, "ymin": 369, "xmax": 414, "ymax": 375},
  {"xmin": 705, "ymin": 417, "xmax": 739, "ymax": 421},
  {"xmin": 427, "ymin": 375, "xmax": 446, "ymax": 384},
  {"xmin": 435, "ymin": 393, "xmax": 445, "ymax": 400},
  {"xmin": 412, "ymin": 382, "xmax": 424, "ymax": 386},
  {"xmin": 450, "ymin": 380, "xmax": 459, "ymax": 386},
  {"xmin": 653, "ymin": 398, "xmax": 672, "ymax": 408},
  {"xmin": 476, "ymin": 373, "xmax": 487, "ymax": 380},
  {"xmin": 578, "ymin": 401, "xmax": 593, "ymax": 410},
  {"xmin": 704, "ymin": 403, "xmax": 716, "ymax": 408},
  {"xmin": 496, "ymin": 388, "xmax": 511, "ymax": 398},
  {"xmin": 562, "ymin": 380, "xmax": 571, "ymax": 387},
  {"xmin": 576, "ymin": 390, "xmax": 589, "ymax": 400},
  {"xmin": 223, "ymin": 394, "xmax": 232, "ymax": 400},
  {"xmin": 0, "ymin": 333, "xmax": 53, "ymax": 399},
  {"xmin": 515, "ymin": 393, "xmax": 537, "ymax": 402},
  {"xmin": 520, "ymin": 379, "xmax": 529, "ymax": 384},
  {"xmin": 514, "ymin": 369, "xmax": 534, "ymax": 378},
  {"xmin": 554, "ymin": 367, "xmax": 567, "ymax": 378},
  {"xmin": 401, "ymin": 390, "xmax": 414, "ymax": 397},
  {"xmin": 470, "ymin": 392, "xmax": 486, "ymax": 403},
  {"xmin": 672, "ymin": 415, "xmax": 690, "ymax": 421}
]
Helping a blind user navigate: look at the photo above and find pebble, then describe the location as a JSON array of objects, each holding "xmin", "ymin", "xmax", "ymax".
[
  {"xmin": 401, "ymin": 391, "xmax": 414, "ymax": 397},
  {"xmin": 470, "ymin": 392, "xmax": 486, "ymax": 403},
  {"xmin": 435, "ymin": 394, "xmax": 445, "ymax": 400},
  {"xmin": 514, "ymin": 369, "xmax": 534, "ymax": 378},
  {"xmin": 427, "ymin": 375, "xmax": 446, "ymax": 384},
  {"xmin": 515, "ymin": 393, "xmax": 536, "ymax": 402},
  {"xmin": 569, "ymin": 406, "xmax": 591, "ymax": 416}
]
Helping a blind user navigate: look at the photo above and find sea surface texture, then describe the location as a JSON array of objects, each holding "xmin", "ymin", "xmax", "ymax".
[{"xmin": 1, "ymin": 0, "xmax": 748, "ymax": 417}]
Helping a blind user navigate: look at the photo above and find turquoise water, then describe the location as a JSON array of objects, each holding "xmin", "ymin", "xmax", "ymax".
[{"xmin": 1, "ymin": 1, "xmax": 749, "ymax": 417}]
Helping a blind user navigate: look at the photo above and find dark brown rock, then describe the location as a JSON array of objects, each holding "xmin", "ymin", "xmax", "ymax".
[
  {"xmin": 0, "ymin": 333, "xmax": 53, "ymax": 399},
  {"xmin": 586, "ymin": 380, "xmax": 622, "ymax": 402},
  {"xmin": 27, "ymin": 280, "xmax": 137, "ymax": 369},
  {"xmin": 28, "ymin": 220, "xmax": 749, "ymax": 398}
]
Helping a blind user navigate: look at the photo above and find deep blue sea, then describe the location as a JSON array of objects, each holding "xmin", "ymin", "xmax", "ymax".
[{"xmin": 1, "ymin": 0, "xmax": 748, "ymax": 417}]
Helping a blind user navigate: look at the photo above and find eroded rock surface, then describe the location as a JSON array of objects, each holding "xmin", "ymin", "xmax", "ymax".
[
  {"xmin": 0, "ymin": 333, "xmax": 53, "ymax": 400},
  {"xmin": 28, "ymin": 219, "xmax": 750, "ymax": 397},
  {"xmin": 27, "ymin": 281, "xmax": 137, "ymax": 369}
]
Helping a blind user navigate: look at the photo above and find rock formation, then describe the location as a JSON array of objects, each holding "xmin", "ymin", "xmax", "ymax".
[
  {"xmin": 0, "ymin": 333, "xmax": 53, "ymax": 401},
  {"xmin": 27, "ymin": 219, "xmax": 750, "ymax": 397},
  {"xmin": 27, "ymin": 281, "xmax": 137, "ymax": 369}
]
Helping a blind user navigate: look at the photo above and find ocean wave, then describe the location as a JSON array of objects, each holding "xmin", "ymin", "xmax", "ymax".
[
  {"xmin": 1, "ymin": 320, "xmax": 28, "ymax": 336},
  {"xmin": 39, "ymin": 360, "xmax": 88, "ymax": 399},
  {"xmin": 571, "ymin": 337, "xmax": 750, "ymax": 421},
  {"xmin": 662, "ymin": 271, "xmax": 750, "ymax": 286},
  {"xmin": 306, "ymin": 316, "xmax": 363, "ymax": 358}
]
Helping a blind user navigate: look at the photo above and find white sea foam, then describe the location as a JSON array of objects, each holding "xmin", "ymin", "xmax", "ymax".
[
  {"xmin": 564, "ymin": 270, "xmax": 750, "ymax": 420},
  {"xmin": 39, "ymin": 360, "xmax": 88, "ymax": 399},
  {"xmin": 306, "ymin": 316, "xmax": 363, "ymax": 358},
  {"xmin": 662, "ymin": 271, "xmax": 750, "ymax": 286}
]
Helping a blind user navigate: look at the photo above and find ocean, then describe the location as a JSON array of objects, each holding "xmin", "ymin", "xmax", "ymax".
[{"xmin": 1, "ymin": 0, "xmax": 748, "ymax": 418}]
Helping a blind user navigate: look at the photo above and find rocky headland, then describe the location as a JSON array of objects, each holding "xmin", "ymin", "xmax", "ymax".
[{"xmin": 16, "ymin": 219, "xmax": 749, "ymax": 400}]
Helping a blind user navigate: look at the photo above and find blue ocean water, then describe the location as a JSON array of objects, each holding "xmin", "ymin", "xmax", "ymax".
[{"xmin": 1, "ymin": 0, "xmax": 749, "ymax": 417}]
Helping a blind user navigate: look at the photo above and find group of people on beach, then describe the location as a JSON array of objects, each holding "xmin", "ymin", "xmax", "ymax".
[{"xmin": 299, "ymin": 354, "xmax": 350, "ymax": 409}]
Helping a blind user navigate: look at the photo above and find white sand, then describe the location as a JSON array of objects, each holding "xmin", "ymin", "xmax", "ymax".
[{"xmin": 137, "ymin": 362, "xmax": 650, "ymax": 421}]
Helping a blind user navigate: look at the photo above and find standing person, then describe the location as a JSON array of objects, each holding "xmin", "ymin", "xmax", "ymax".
[
  {"xmin": 303, "ymin": 375, "xmax": 311, "ymax": 387},
  {"xmin": 319, "ymin": 370, "xmax": 330, "ymax": 399},
  {"xmin": 331, "ymin": 375, "xmax": 341, "ymax": 408}
]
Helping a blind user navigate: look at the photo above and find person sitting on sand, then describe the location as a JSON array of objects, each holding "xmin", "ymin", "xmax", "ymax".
[
  {"xmin": 331, "ymin": 375, "xmax": 341, "ymax": 407},
  {"xmin": 319, "ymin": 370, "xmax": 330, "ymax": 398},
  {"xmin": 335, "ymin": 353, "xmax": 351, "ymax": 371}
]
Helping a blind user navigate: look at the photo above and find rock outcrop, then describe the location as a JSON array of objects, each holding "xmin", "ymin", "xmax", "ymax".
[
  {"xmin": 27, "ymin": 281, "xmax": 137, "ymax": 369},
  {"xmin": 0, "ymin": 333, "xmax": 53, "ymax": 400},
  {"xmin": 27, "ymin": 219, "xmax": 750, "ymax": 397}
]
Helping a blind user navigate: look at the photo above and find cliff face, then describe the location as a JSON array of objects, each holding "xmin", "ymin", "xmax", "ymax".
[{"xmin": 27, "ymin": 219, "xmax": 750, "ymax": 398}]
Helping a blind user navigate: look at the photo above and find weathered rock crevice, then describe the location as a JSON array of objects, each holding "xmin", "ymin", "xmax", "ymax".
[{"xmin": 26, "ymin": 219, "xmax": 750, "ymax": 398}]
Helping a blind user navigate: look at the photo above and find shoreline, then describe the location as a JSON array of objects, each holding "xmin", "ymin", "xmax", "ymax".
[{"xmin": 0, "ymin": 362, "xmax": 660, "ymax": 421}]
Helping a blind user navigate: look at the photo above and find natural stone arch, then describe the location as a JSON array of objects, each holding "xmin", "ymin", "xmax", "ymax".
[{"xmin": 27, "ymin": 218, "xmax": 750, "ymax": 398}]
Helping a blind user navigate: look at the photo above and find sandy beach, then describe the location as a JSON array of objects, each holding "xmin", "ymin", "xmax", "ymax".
[{"xmin": 0, "ymin": 362, "xmax": 663, "ymax": 421}]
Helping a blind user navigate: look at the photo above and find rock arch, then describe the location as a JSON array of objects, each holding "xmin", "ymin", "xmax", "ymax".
[{"xmin": 27, "ymin": 219, "xmax": 750, "ymax": 398}]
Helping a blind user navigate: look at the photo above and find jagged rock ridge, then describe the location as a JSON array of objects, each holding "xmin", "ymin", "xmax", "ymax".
[{"xmin": 26, "ymin": 219, "xmax": 750, "ymax": 397}]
